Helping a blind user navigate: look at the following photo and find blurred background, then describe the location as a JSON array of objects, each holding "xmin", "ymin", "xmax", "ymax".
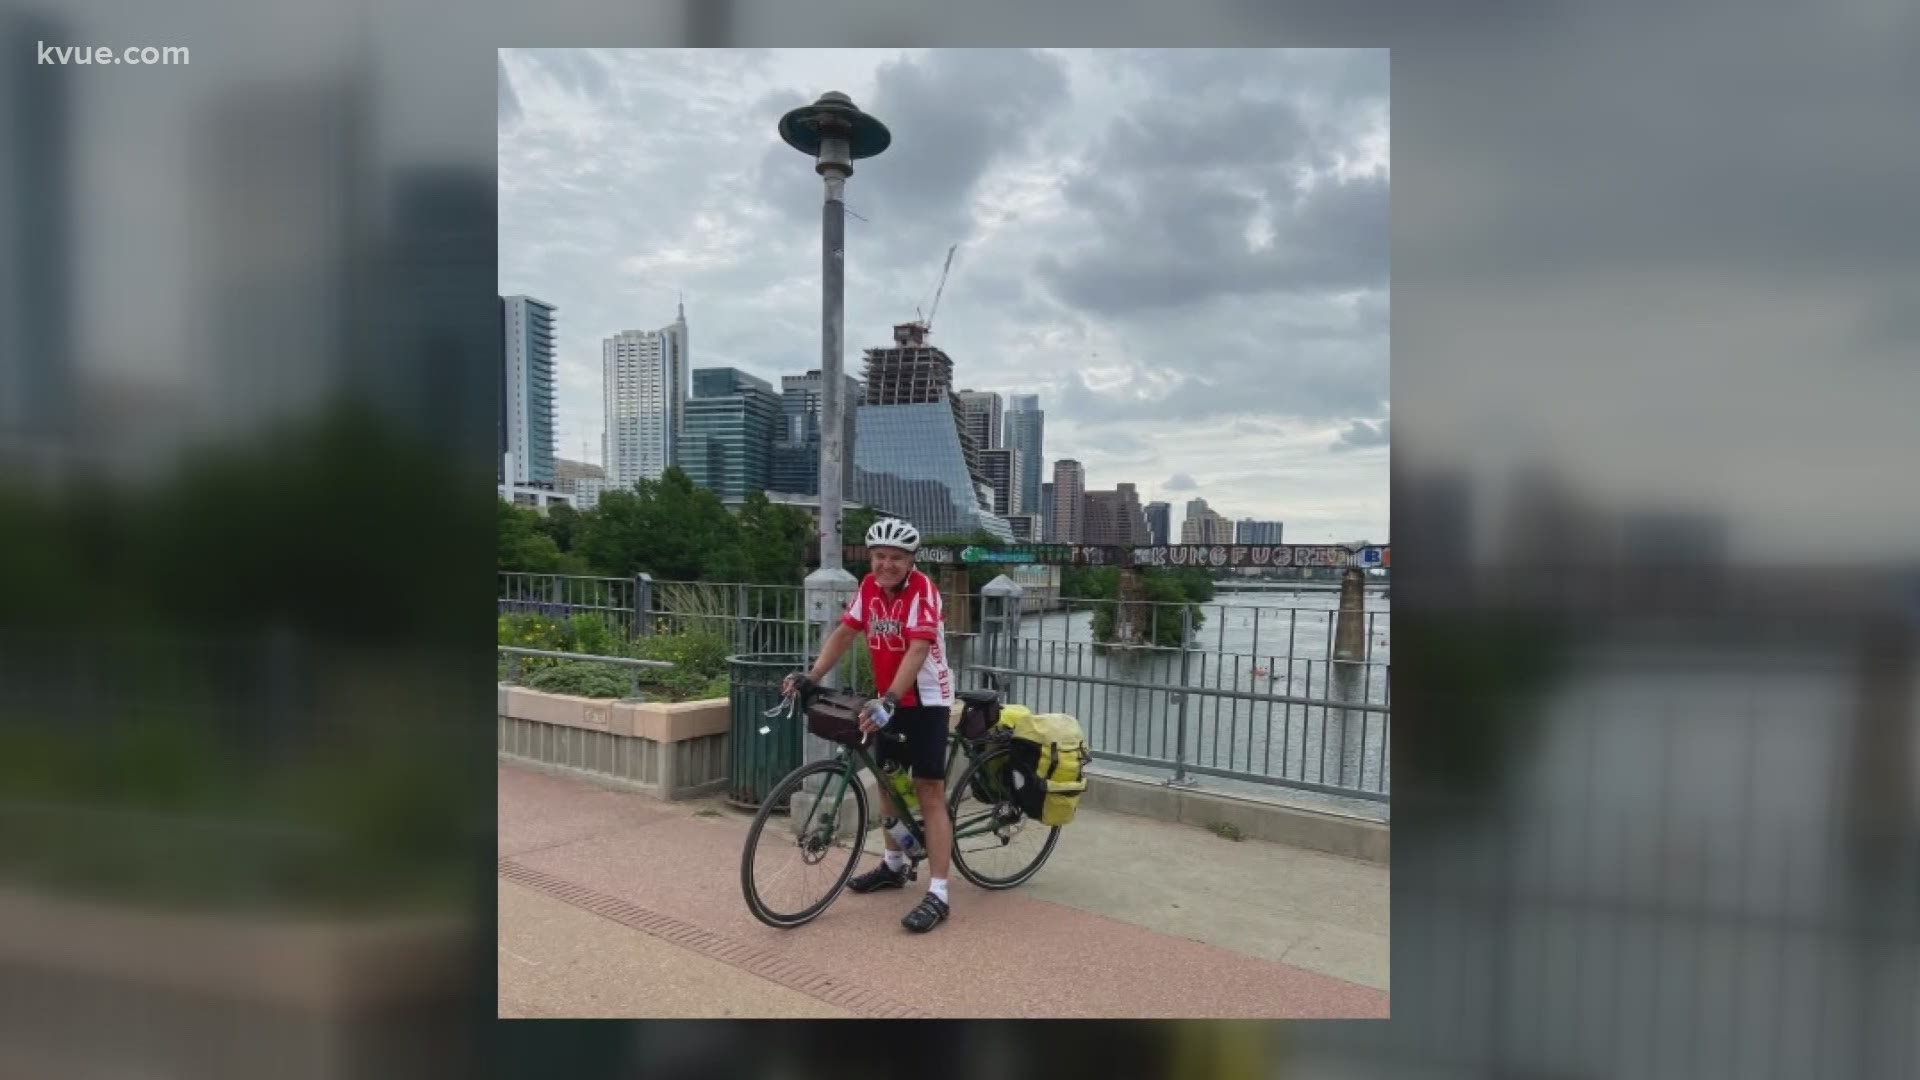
[{"xmin": 1, "ymin": 0, "xmax": 1914, "ymax": 1077}]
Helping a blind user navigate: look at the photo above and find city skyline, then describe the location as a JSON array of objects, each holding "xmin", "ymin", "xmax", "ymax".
[
  {"xmin": 542, "ymin": 360, "xmax": 1332, "ymax": 540},
  {"xmin": 500, "ymin": 48, "xmax": 1389, "ymax": 542}
]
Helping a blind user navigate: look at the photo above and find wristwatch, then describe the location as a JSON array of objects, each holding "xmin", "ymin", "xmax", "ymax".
[{"xmin": 881, "ymin": 691, "xmax": 901, "ymax": 710}]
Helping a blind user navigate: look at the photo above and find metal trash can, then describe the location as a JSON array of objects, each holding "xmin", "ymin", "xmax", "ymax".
[{"xmin": 726, "ymin": 652, "xmax": 807, "ymax": 808}]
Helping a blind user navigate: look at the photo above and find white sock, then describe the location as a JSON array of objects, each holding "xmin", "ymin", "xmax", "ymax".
[
  {"xmin": 884, "ymin": 849, "xmax": 907, "ymax": 871},
  {"xmin": 928, "ymin": 877, "xmax": 948, "ymax": 903}
]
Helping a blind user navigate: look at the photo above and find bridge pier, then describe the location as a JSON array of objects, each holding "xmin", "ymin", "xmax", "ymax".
[
  {"xmin": 1116, "ymin": 568, "xmax": 1150, "ymax": 645},
  {"xmin": 1335, "ymin": 568, "xmax": 1368, "ymax": 662}
]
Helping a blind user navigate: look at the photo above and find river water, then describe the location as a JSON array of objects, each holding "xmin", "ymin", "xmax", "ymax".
[{"xmin": 956, "ymin": 587, "xmax": 1391, "ymax": 811}]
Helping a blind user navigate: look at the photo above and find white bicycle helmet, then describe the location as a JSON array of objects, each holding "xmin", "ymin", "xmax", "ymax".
[{"xmin": 865, "ymin": 517, "xmax": 921, "ymax": 553}]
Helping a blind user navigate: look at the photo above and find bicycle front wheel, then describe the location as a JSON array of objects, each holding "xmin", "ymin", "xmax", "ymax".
[
  {"xmin": 740, "ymin": 758, "xmax": 870, "ymax": 928},
  {"xmin": 948, "ymin": 745, "xmax": 1060, "ymax": 890}
]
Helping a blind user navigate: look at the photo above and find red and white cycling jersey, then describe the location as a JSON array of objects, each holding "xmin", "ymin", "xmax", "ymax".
[{"xmin": 841, "ymin": 569, "xmax": 953, "ymax": 707}]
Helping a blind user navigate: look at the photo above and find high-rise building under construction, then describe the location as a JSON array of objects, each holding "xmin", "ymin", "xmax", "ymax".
[{"xmin": 852, "ymin": 322, "xmax": 1011, "ymax": 540}]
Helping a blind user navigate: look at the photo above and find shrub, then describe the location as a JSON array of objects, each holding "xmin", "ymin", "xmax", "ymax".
[
  {"xmin": 634, "ymin": 630, "xmax": 730, "ymax": 682},
  {"xmin": 496, "ymin": 617, "xmax": 736, "ymax": 703},
  {"xmin": 1091, "ymin": 598, "xmax": 1203, "ymax": 649},
  {"xmin": 526, "ymin": 661, "xmax": 634, "ymax": 699},
  {"xmin": 498, "ymin": 612, "xmax": 565, "ymax": 651},
  {"xmin": 562, "ymin": 613, "xmax": 627, "ymax": 657},
  {"xmin": 644, "ymin": 668, "xmax": 717, "ymax": 702}
]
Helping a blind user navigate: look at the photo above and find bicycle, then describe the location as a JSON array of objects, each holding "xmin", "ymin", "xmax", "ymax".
[{"xmin": 739, "ymin": 677, "xmax": 1063, "ymax": 929}]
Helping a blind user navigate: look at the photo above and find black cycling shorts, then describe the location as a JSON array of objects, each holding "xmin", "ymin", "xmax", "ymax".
[{"xmin": 874, "ymin": 704, "xmax": 951, "ymax": 780}]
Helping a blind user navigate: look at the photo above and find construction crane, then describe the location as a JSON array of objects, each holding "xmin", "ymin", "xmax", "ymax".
[{"xmin": 913, "ymin": 243, "xmax": 959, "ymax": 336}]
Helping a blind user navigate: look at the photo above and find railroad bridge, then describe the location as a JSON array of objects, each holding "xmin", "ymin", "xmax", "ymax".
[{"xmin": 837, "ymin": 542, "xmax": 1391, "ymax": 658}]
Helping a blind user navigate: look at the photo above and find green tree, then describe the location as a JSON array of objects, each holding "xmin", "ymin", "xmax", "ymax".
[
  {"xmin": 1066, "ymin": 564, "xmax": 1207, "ymax": 647},
  {"xmin": 572, "ymin": 467, "xmax": 748, "ymax": 582},
  {"xmin": 534, "ymin": 502, "xmax": 580, "ymax": 553},
  {"xmin": 574, "ymin": 488, "xmax": 645, "ymax": 576},
  {"xmin": 735, "ymin": 491, "xmax": 813, "ymax": 585},
  {"xmin": 498, "ymin": 499, "xmax": 563, "ymax": 573},
  {"xmin": 1168, "ymin": 566, "xmax": 1215, "ymax": 603},
  {"xmin": 635, "ymin": 467, "xmax": 738, "ymax": 581},
  {"xmin": 1061, "ymin": 565, "xmax": 1120, "ymax": 600},
  {"xmin": 842, "ymin": 505, "xmax": 880, "ymax": 547}
]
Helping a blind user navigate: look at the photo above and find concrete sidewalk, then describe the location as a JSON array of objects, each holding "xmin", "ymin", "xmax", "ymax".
[{"xmin": 498, "ymin": 762, "xmax": 1388, "ymax": 1019}]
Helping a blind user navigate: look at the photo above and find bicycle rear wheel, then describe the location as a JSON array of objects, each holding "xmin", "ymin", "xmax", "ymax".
[
  {"xmin": 948, "ymin": 745, "xmax": 1060, "ymax": 890},
  {"xmin": 741, "ymin": 759, "xmax": 870, "ymax": 928}
]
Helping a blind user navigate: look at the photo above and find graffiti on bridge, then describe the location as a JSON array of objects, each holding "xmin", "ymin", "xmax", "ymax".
[
  {"xmin": 842, "ymin": 543, "xmax": 1389, "ymax": 569},
  {"xmin": 1132, "ymin": 544, "xmax": 1389, "ymax": 569}
]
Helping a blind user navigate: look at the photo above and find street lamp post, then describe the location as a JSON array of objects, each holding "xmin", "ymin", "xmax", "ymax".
[
  {"xmin": 780, "ymin": 91, "xmax": 889, "ymax": 574},
  {"xmin": 780, "ymin": 92, "xmax": 889, "ymax": 730}
]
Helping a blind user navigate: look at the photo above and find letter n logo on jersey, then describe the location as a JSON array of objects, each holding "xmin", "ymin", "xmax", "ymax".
[{"xmin": 867, "ymin": 597, "xmax": 907, "ymax": 652}]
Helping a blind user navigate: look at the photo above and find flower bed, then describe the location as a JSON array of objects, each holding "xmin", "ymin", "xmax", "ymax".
[{"xmin": 497, "ymin": 613, "xmax": 729, "ymax": 702}]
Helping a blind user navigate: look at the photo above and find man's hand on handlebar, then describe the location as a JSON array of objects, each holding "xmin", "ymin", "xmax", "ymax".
[
  {"xmin": 856, "ymin": 691, "xmax": 901, "ymax": 737},
  {"xmin": 781, "ymin": 672, "xmax": 813, "ymax": 699}
]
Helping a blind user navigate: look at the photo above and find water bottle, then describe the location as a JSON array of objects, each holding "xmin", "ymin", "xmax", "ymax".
[
  {"xmin": 880, "ymin": 759, "xmax": 920, "ymax": 812},
  {"xmin": 884, "ymin": 817, "xmax": 923, "ymax": 860}
]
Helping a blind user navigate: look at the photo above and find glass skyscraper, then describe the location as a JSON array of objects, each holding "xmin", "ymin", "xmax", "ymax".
[
  {"xmin": 1146, "ymin": 501, "xmax": 1172, "ymax": 546},
  {"xmin": 1235, "ymin": 519, "xmax": 1284, "ymax": 545},
  {"xmin": 679, "ymin": 367, "xmax": 780, "ymax": 501},
  {"xmin": 958, "ymin": 390, "xmax": 1003, "ymax": 452},
  {"xmin": 854, "ymin": 404, "xmax": 1014, "ymax": 541},
  {"xmin": 980, "ymin": 446, "xmax": 1022, "ymax": 516},
  {"xmin": 770, "ymin": 369, "xmax": 859, "ymax": 496},
  {"xmin": 1005, "ymin": 394, "xmax": 1045, "ymax": 516}
]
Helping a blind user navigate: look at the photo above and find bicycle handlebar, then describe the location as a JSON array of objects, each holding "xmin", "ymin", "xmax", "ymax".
[{"xmin": 760, "ymin": 688, "xmax": 906, "ymax": 745}]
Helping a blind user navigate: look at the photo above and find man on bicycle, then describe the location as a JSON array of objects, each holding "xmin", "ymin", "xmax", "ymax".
[{"xmin": 782, "ymin": 517, "xmax": 955, "ymax": 933}]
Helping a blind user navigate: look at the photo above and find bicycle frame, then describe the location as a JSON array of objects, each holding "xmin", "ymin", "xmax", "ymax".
[
  {"xmin": 741, "ymin": 684, "xmax": 1056, "ymax": 928},
  {"xmin": 763, "ymin": 691, "xmax": 1015, "ymax": 854}
]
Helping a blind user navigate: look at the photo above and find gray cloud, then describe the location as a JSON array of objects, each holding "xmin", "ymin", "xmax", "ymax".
[
  {"xmin": 501, "ymin": 49, "xmax": 1388, "ymax": 539},
  {"xmin": 498, "ymin": 54, "xmax": 521, "ymax": 125},
  {"xmin": 1164, "ymin": 473, "xmax": 1198, "ymax": 491},
  {"xmin": 1040, "ymin": 170, "xmax": 1388, "ymax": 316},
  {"xmin": 516, "ymin": 48, "xmax": 614, "ymax": 101},
  {"xmin": 1030, "ymin": 49, "xmax": 1387, "ymax": 320},
  {"xmin": 753, "ymin": 49, "xmax": 1070, "ymax": 269},
  {"xmin": 860, "ymin": 50, "xmax": 1068, "ymax": 234},
  {"xmin": 1055, "ymin": 322, "xmax": 1386, "ymax": 426},
  {"xmin": 1332, "ymin": 418, "xmax": 1390, "ymax": 453}
]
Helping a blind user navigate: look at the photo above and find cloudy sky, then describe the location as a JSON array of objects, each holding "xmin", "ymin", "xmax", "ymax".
[{"xmin": 499, "ymin": 48, "xmax": 1388, "ymax": 543}]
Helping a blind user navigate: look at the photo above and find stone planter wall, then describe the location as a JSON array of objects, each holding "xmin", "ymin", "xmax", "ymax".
[{"xmin": 496, "ymin": 685, "xmax": 730, "ymax": 800}]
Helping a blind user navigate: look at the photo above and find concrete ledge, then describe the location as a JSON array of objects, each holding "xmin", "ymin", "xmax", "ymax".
[
  {"xmin": 500, "ymin": 686, "xmax": 728, "ymax": 744},
  {"xmin": 616, "ymin": 699, "xmax": 729, "ymax": 743},
  {"xmin": 498, "ymin": 711, "xmax": 729, "ymax": 801},
  {"xmin": 504, "ymin": 687, "xmax": 614, "ymax": 733},
  {"xmin": 1078, "ymin": 771, "xmax": 1389, "ymax": 864}
]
